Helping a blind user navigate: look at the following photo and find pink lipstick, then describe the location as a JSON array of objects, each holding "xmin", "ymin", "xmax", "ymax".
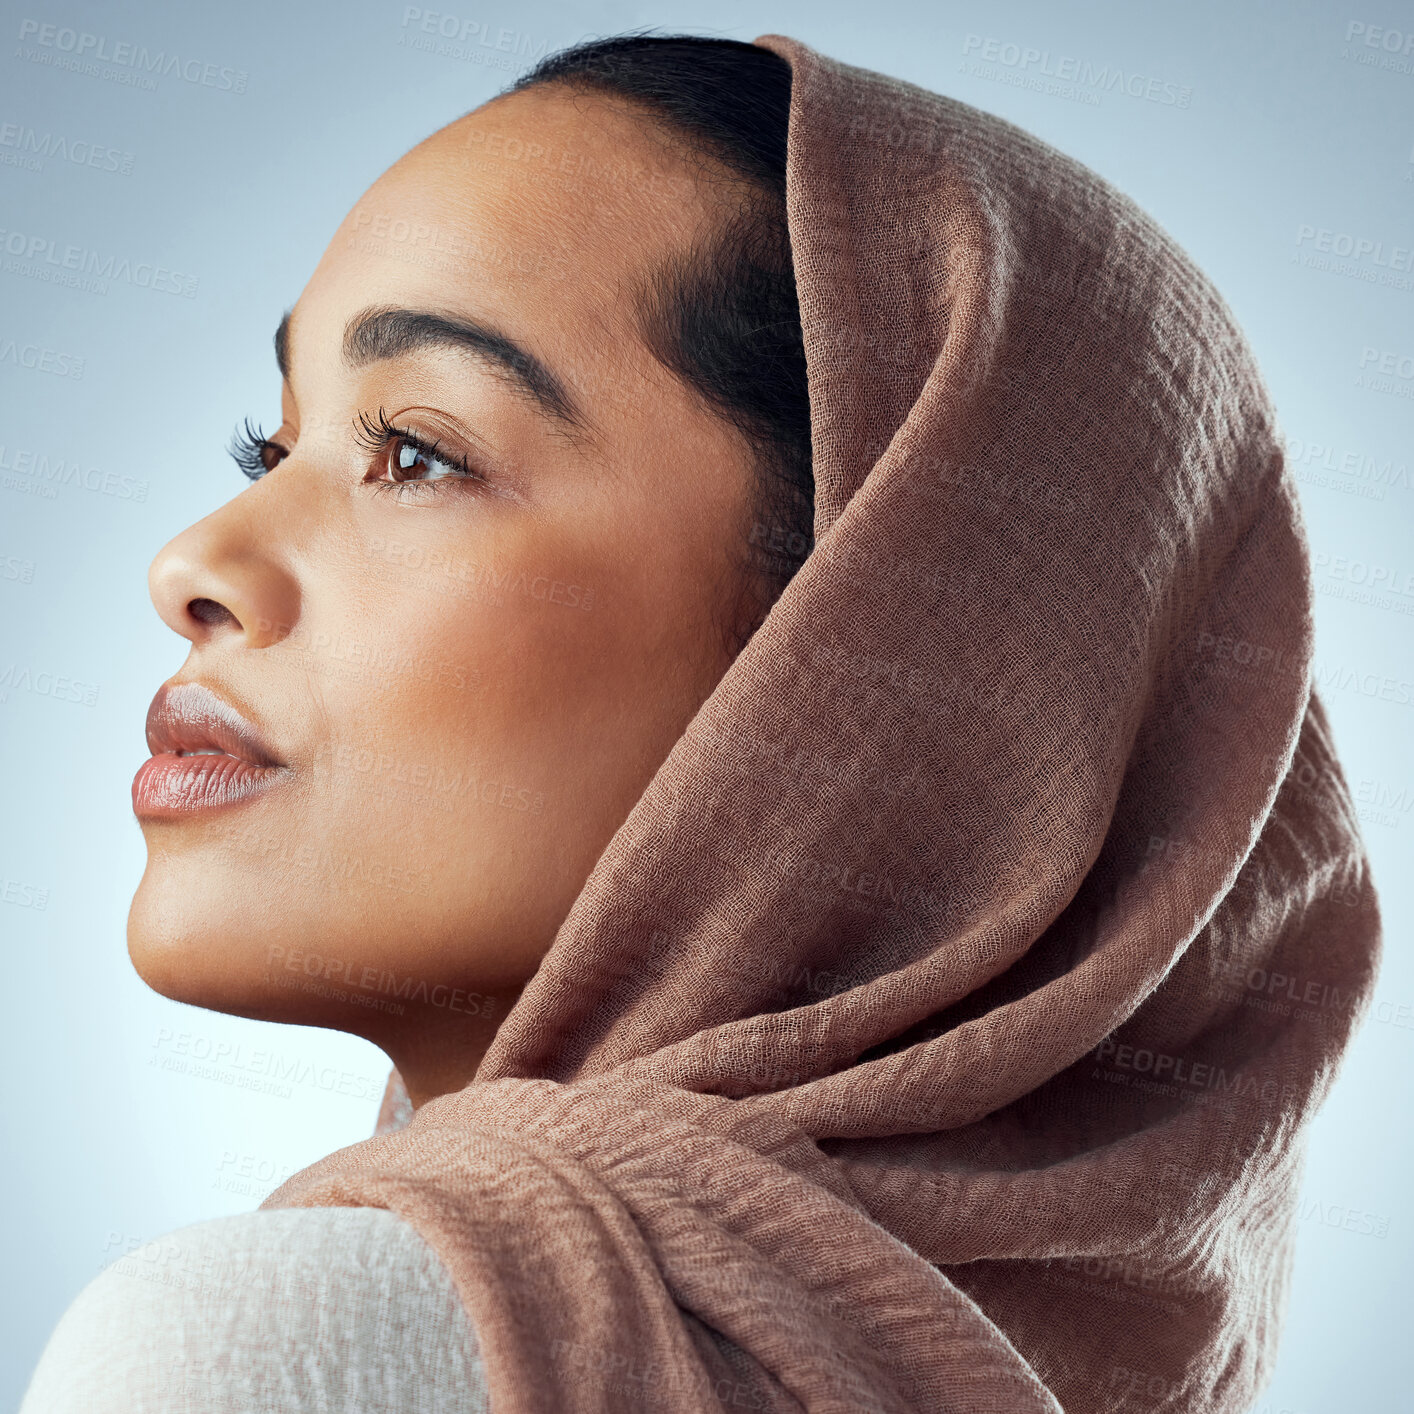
[{"xmin": 133, "ymin": 680, "xmax": 292, "ymax": 818}]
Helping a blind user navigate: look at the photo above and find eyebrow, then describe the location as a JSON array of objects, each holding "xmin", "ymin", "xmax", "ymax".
[{"xmin": 273, "ymin": 304, "xmax": 588, "ymax": 436}]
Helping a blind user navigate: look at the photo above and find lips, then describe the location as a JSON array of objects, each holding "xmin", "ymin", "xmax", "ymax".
[
  {"xmin": 133, "ymin": 680, "xmax": 291, "ymax": 818},
  {"xmin": 145, "ymin": 680, "xmax": 285, "ymax": 767}
]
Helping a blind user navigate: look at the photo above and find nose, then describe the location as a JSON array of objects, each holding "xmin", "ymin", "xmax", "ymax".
[{"xmin": 148, "ymin": 482, "xmax": 302, "ymax": 651}]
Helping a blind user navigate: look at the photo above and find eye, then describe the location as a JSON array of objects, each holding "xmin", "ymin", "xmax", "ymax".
[
  {"xmin": 384, "ymin": 436, "xmax": 469, "ymax": 484},
  {"xmin": 353, "ymin": 407, "xmax": 489, "ymax": 501},
  {"xmin": 228, "ymin": 417, "xmax": 289, "ymax": 480}
]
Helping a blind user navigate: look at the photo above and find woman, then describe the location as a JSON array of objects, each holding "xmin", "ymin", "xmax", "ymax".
[{"xmin": 21, "ymin": 29, "xmax": 1381, "ymax": 1414}]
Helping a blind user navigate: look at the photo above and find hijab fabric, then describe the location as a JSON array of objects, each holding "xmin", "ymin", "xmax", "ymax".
[{"xmin": 263, "ymin": 34, "xmax": 1383, "ymax": 1413}]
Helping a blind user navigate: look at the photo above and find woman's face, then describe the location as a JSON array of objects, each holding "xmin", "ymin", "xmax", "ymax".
[{"xmin": 129, "ymin": 85, "xmax": 759, "ymax": 1104}]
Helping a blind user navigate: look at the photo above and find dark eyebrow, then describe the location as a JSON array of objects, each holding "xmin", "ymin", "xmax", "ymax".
[
  {"xmin": 273, "ymin": 304, "xmax": 588, "ymax": 438},
  {"xmin": 354, "ymin": 304, "xmax": 589, "ymax": 435},
  {"xmin": 275, "ymin": 308, "xmax": 293, "ymax": 385}
]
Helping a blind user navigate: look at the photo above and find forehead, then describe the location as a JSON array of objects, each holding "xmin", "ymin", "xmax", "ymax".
[{"xmin": 290, "ymin": 86, "xmax": 730, "ymax": 420}]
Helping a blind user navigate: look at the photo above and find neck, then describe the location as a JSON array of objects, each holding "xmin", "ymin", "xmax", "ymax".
[{"xmin": 381, "ymin": 982, "xmax": 524, "ymax": 1110}]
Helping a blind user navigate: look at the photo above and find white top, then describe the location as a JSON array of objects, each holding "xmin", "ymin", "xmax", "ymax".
[{"xmin": 19, "ymin": 1206, "xmax": 488, "ymax": 1413}]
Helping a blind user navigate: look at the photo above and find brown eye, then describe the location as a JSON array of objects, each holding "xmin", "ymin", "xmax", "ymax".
[
  {"xmin": 354, "ymin": 407, "xmax": 490, "ymax": 499},
  {"xmin": 384, "ymin": 436, "xmax": 465, "ymax": 483}
]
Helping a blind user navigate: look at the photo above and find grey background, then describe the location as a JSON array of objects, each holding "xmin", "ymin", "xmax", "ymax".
[{"xmin": 2, "ymin": 0, "xmax": 1411, "ymax": 1408}]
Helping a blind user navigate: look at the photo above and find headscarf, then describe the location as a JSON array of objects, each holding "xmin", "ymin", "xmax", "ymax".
[{"xmin": 262, "ymin": 33, "xmax": 1383, "ymax": 1413}]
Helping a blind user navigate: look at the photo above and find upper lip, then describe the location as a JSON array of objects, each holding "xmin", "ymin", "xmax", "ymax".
[{"xmin": 146, "ymin": 681, "xmax": 286, "ymax": 768}]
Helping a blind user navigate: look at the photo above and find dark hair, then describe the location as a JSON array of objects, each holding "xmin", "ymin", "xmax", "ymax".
[{"xmin": 500, "ymin": 32, "xmax": 814, "ymax": 658}]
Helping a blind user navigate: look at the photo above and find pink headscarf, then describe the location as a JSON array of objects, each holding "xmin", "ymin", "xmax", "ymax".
[{"xmin": 268, "ymin": 34, "xmax": 1383, "ymax": 1412}]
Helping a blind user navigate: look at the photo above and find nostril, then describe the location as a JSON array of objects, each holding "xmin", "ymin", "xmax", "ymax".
[{"xmin": 188, "ymin": 597, "xmax": 239, "ymax": 629}]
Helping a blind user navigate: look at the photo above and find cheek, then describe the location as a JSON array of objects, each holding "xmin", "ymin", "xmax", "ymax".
[
  {"xmin": 326, "ymin": 494, "xmax": 723, "ymax": 764},
  {"xmin": 294, "ymin": 512, "xmax": 671, "ymax": 866},
  {"xmin": 290, "ymin": 456, "xmax": 740, "ymax": 893},
  {"xmin": 324, "ymin": 512, "xmax": 611, "ymax": 750}
]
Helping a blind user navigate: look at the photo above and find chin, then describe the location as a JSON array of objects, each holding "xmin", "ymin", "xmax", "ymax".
[{"xmin": 127, "ymin": 861, "xmax": 310, "ymax": 1023}]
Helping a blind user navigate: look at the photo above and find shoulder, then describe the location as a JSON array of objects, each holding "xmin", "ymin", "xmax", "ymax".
[{"xmin": 20, "ymin": 1206, "xmax": 487, "ymax": 1413}]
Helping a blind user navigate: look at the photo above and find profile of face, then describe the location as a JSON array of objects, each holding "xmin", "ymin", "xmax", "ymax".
[{"xmin": 128, "ymin": 85, "xmax": 765, "ymax": 1106}]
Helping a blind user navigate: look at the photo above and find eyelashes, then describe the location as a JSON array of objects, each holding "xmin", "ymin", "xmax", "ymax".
[
  {"xmin": 227, "ymin": 408, "xmax": 490, "ymax": 500},
  {"xmin": 352, "ymin": 408, "xmax": 489, "ymax": 499},
  {"xmin": 228, "ymin": 416, "xmax": 281, "ymax": 478}
]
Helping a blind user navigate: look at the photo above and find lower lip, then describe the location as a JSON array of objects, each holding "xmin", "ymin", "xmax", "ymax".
[{"xmin": 132, "ymin": 753, "xmax": 290, "ymax": 818}]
